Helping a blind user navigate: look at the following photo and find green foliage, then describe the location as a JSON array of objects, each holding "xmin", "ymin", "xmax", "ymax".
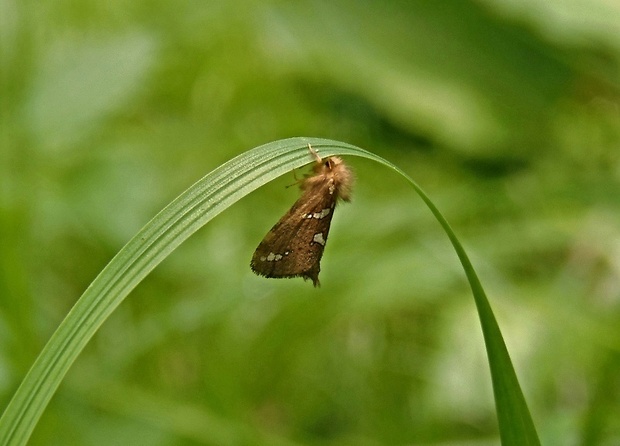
[
  {"xmin": 0, "ymin": 138, "xmax": 540, "ymax": 445},
  {"xmin": 2, "ymin": 0, "xmax": 619, "ymax": 445}
]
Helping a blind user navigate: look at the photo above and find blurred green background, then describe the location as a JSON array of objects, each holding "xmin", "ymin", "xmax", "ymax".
[{"xmin": 2, "ymin": 0, "xmax": 620, "ymax": 444}]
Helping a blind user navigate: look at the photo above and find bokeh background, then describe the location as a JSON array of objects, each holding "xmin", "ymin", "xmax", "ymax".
[{"xmin": 2, "ymin": 0, "xmax": 620, "ymax": 445}]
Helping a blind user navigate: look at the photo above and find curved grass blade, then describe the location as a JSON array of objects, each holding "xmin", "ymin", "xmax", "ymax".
[{"xmin": 0, "ymin": 137, "xmax": 539, "ymax": 445}]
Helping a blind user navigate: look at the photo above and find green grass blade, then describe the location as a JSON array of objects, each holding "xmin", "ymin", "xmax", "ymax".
[{"xmin": 0, "ymin": 137, "xmax": 540, "ymax": 445}]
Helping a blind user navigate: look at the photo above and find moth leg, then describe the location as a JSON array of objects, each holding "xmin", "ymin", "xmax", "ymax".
[{"xmin": 286, "ymin": 144, "xmax": 320, "ymax": 188}]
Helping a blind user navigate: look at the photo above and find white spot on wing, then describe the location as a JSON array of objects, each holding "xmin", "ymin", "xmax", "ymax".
[
  {"xmin": 313, "ymin": 233, "xmax": 326, "ymax": 246},
  {"xmin": 310, "ymin": 208, "xmax": 331, "ymax": 219},
  {"xmin": 264, "ymin": 252, "xmax": 286, "ymax": 262}
]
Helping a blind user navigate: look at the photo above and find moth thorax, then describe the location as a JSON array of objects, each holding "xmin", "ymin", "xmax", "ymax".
[{"xmin": 306, "ymin": 156, "xmax": 354, "ymax": 201}]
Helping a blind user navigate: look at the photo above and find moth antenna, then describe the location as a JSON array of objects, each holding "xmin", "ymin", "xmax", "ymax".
[{"xmin": 307, "ymin": 143, "xmax": 322, "ymax": 163}]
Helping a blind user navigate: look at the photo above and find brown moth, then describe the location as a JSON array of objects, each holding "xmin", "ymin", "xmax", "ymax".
[{"xmin": 250, "ymin": 144, "xmax": 354, "ymax": 286}]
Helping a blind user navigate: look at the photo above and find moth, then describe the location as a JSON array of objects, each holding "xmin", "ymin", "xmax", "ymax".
[{"xmin": 250, "ymin": 144, "xmax": 354, "ymax": 286}]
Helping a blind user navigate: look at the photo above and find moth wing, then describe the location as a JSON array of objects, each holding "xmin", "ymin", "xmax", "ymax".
[{"xmin": 251, "ymin": 189, "xmax": 337, "ymax": 286}]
